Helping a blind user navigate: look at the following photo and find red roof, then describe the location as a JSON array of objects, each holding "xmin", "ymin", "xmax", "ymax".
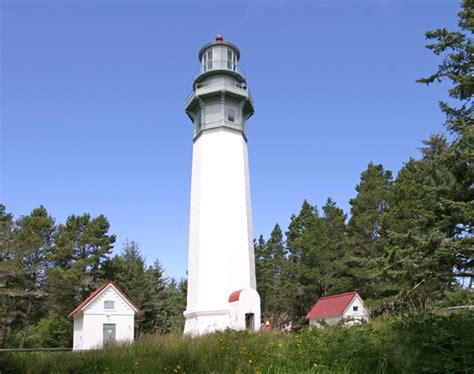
[
  {"xmin": 306, "ymin": 291, "xmax": 359, "ymax": 319},
  {"xmin": 228, "ymin": 289, "xmax": 244, "ymax": 303},
  {"xmin": 68, "ymin": 280, "xmax": 141, "ymax": 317}
]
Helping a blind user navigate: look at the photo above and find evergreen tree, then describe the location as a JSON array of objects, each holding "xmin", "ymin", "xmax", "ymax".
[
  {"xmin": 13, "ymin": 206, "xmax": 55, "ymax": 348},
  {"xmin": 164, "ymin": 278, "xmax": 187, "ymax": 332},
  {"xmin": 255, "ymin": 235, "xmax": 272, "ymax": 317},
  {"xmin": 265, "ymin": 224, "xmax": 293, "ymax": 327},
  {"xmin": 418, "ymin": 0, "xmax": 473, "ymax": 285},
  {"xmin": 285, "ymin": 201, "xmax": 319, "ymax": 321},
  {"xmin": 341, "ymin": 163, "xmax": 393, "ymax": 298},
  {"xmin": 317, "ymin": 198, "xmax": 348, "ymax": 296},
  {"xmin": 48, "ymin": 213, "xmax": 115, "ymax": 317},
  {"xmin": 0, "ymin": 205, "xmax": 18, "ymax": 347},
  {"xmin": 104, "ymin": 242, "xmax": 176, "ymax": 334},
  {"xmin": 378, "ymin": 145, "xmax": 457, "ymax": 313}
]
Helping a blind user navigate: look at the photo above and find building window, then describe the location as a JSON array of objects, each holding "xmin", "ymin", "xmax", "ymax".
[
  {"xmin": 104, "ymin": 300, "xmax": 115, "ymax": 310},
  {"xmin": 227, "ymin": 108, "xmax": 235, "ymax": 122},
  {"xmin": 207, "ymin": 50, "xmax": 213, "ymax": 70},
  {"xmin": 227, "ymin": 50, "xmax": 233, "ymax": 70},
  {"xmin": 353, "ymin": 306, "xmax": 359, "ymax": 312},
  {"xmin": 197, "ymin": 113, "xmax": 202, "ymax": 129}
]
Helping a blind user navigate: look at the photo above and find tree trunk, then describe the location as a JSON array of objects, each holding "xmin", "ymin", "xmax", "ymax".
[
  {"xmin": 19, "ymin": 298, "xmax": 32, "ymax": 349},
  {"xmin": 0, "ymin": 311, "xmax": 6, "ymax": 348}
]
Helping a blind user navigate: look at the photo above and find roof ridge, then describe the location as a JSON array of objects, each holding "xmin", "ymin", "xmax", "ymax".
[{"xmin": 318, "ymin": 291, "xmax": 357, "ymax": 300}]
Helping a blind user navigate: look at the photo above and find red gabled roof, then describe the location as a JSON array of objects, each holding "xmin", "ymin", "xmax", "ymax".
[
  {"xmin": 68, "ymin": 280, "xmax": 142, "ymax": 317},
  {"xmin": 228, "ymin": 289, "xmax": 244, "ymax": 303},
  {"xmin": 305, "ymin": 291, "xmax": 359, "ymax": 319}
]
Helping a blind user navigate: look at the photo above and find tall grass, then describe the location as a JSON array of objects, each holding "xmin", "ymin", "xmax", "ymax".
[{"xmin": 1, "ymin": 312, "xmax": 473, "ymax": 374}]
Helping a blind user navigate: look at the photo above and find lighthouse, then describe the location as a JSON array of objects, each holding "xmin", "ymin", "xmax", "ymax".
[{"xmin": 183, "ymin": 35, "xmax": 260, "ymax": 336}]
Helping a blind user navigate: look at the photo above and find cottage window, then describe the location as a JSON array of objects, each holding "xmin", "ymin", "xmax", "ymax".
[
  {"xmin": 104, "ymin": 300, "xmax": 115, "ymax": 310},
  {"xmin": 353, "ymin": 306, "xmax": 359, "ymax": 312}
]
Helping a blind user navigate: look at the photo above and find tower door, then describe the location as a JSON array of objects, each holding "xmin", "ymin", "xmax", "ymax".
[
  {"xmin": 245, "ymin": 313, "xmax": 254, "ymax": 330},
  {"xmin": 103, "ymin": 323, "xmax": 116, "ymax": 345}
]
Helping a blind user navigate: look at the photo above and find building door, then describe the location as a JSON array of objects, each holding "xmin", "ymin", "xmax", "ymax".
[
  {"xmin": 103, "ymin": 323, "xmax": 116, "ymax": 346},
  {"xmin": 245, "ymin": 313, "xmax": 254, "ymax": 331}
]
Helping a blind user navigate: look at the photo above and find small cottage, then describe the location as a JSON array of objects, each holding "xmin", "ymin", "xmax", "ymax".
[
  {"xmin": 68, "ymin": 280, "xmax": 141, "ymax": 351},
  {"xmin": 306, "ymin": 291, "xmax": 369, "ymax": 328}
]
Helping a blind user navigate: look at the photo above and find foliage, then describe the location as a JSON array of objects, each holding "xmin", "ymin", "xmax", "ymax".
[
  {"xmin": 417, "ymin": 0, "xmax": 473, "ymax": 284},
  {"xmin": 104, "ymin": 240, "xmax": 187, "ymax": 335},
  {"xmin": 256, "ymin": 224, "xmax": 294, "ymax": 327},
  {"xmin": 1, "ymin": 312, "xmax": 473, "ymax": 374},
  {"xmin": 254, "ymin": 0, "xmax": 473, "ymax": 319},
  {"xmin": 0, "ymin": 206, "xmax": 185, "ymax": 348},
  {"xmin": 27, "ymin": 315, "xmax": 72, "ymax": 348}
]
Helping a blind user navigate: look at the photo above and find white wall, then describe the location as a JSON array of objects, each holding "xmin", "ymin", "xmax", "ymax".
[
  {"xmin": 72, "ymin": 286, "xmax": 136, "ymax": 350},
  {"xmin": 184, "ymin": 128, "xmax": 258, "ymax": 336},
  {"xmin": 73, "ymin": 316, "xmax": 83, "ymax": 350},
  {"xmin": 203, "ymin": 97, "xmax": 220, "ymax": 124},
  {"xmin": 342, "ymin": 296, "xmax": 370, "ymax": 325},
  {"xmin": 228, "ymin": 289, "xmax": 261, "ymax": 331}
]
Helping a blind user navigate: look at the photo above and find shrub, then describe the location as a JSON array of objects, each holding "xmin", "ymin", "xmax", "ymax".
[{"xmin": 27, "ymin": 315, "xmax": 72, "ymax": 348}]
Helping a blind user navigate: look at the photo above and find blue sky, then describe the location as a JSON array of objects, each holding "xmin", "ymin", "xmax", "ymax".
[{"xmin": 1, "ymin": 0, "xmax": 459, "ymax": 280}]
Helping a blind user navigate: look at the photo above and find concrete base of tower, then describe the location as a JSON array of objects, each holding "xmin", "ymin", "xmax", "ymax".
[
  {"xmin": 228, "ymin": 288, "xmax": 261, "ymax": 332},
  {"xmin": 183, "ymin": 309, "xmax": 230, "ymax": 337},
  {"xmin": 183, "ymin": 288, "xmax": 261, "ymax": 337}
]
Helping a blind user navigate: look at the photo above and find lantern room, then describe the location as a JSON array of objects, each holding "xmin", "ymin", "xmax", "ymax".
[{"xmin": 195, "ymin": 35, "xmax": 245, "ymax": 83}]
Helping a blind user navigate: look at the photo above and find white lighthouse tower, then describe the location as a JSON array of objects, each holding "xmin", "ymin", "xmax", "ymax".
[{"xmin": 183, "ymin": 35, "xmax": 260, "ymax": 336}]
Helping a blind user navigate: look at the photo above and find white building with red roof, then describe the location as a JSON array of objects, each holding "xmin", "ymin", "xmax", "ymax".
[
  {"xmin": 306, "ymin": 291, "xmax": 370, "ymax": 328},
  {"xmin": 68, "ymin": 280, "xmax": 141, "ymax": 351}
]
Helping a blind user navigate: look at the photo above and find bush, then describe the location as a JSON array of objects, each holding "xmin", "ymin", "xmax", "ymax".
[
  {"xmin": 392, "ymin": 311, "xmax": 474, "ymax": 373},
  {"xmin": 27, "ymin": 315, "xmax": 72, "ymax": 348}
]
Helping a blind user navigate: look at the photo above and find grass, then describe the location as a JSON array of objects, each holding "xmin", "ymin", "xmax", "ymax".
[{"xmin": 1, "ymin": 312, "xmax": 473, "ymax": 373}]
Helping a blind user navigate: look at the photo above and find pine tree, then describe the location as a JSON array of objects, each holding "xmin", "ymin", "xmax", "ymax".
[
  {"xmin": 103, "ymin": 242, "xmax": 170, "ymax": 334},
  {"xmin": 418, "ymin": 0, "xmax": 473, "ymax": 285},
  {"xmin": 255, "ymin": 235, "xmax": 272, "ymax": 318},
  {"xmin": 164, "ymin": 278, "xmax": 187, "ymax": 333},
  {"xmin": 317, "ymin": 198, "xmax": 348, "ymax": 296},
  {"xmin": 285, "ymin": 201, "xmax": 319, "ymax": 321},
  {"xmin": 378, "ymin": 140, "xmax": 457, "ymax": 313},
  {"xmin": 48, "ymin": 213, "xmax": 115, "ymax": 317},
  {"xmin": 0, "ymin": 205, "xmax": 18, "ymax": 347},
  {"xmin": 342, "ymin": 163, "xmax": 393, "ymax": 298},
  {"xmin": 13, "ymin": 206, "xmax": 55, "ymax": 348},
  {"xmin": 265, "ymin": 224, "xmax": 293, "ymax": 327}
]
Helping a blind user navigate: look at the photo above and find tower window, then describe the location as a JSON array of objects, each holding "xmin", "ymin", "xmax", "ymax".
[
  {"xmin": 227, "ymin": 108, "xmax": 235, "ymax": 122},
  {"xmin": 104, "ymin": 300, "xmax": 115, "ymax": 310},
  {"xmin": 227, "ymin": 50, "xmax": 234, "ymax": 70},
  {"xmin": 207, "ymin": 50, "xmax": 213, "ymax": 70},
  {"xmin": 197, "ymin": 113, "xmax": 202, "ymax": 129}
]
